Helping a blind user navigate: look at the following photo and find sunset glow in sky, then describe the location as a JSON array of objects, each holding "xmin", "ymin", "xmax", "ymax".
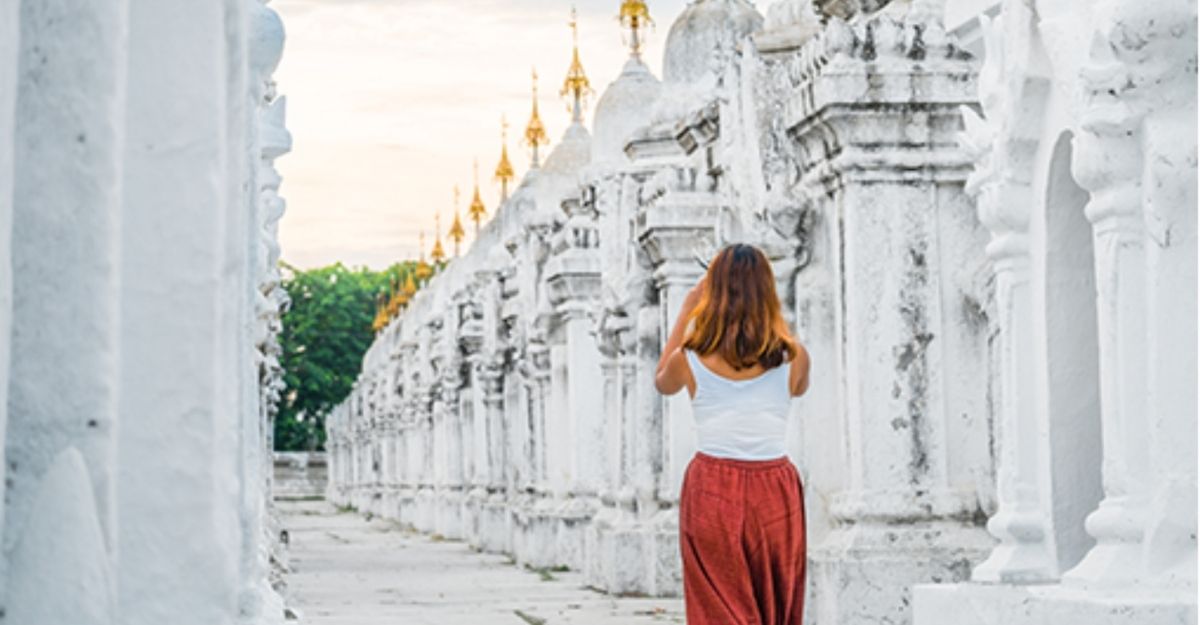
[{"xmin": 274, "ymin": 0, "xmax": 689, "ymax": 269}]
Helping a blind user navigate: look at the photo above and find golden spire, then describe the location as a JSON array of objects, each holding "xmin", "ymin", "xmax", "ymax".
[
  {"xmin": 448, "ymin": 186, "xmax": 466, "ymax": 257},
  {"xmin": 619, "ymin": 0, "xmax": 653, "ymax": 59},
  {"xmin": 372, "ymin": 291, "xmax": 388, "ymax": 332},
  {"xmin": 392, "ymin": 268, "xmax": 411, "ymax": 308},
  {"xmin": 431, "ymin": 212, "xmax": 446, "ymax": 263},
  {"xmin": 469, "ymin": 159, "xmax": 488, "ymax": 235},
  {"xmin": 523, "ymin": 68, "xmax": 550, "ymax": 169},
  {"xmin": 561, "ymin": 7, "xmax": 594, "ymax": 125},
  {"xmin": 416, "ymin": 231, "xmax": 433, "ymax": 280},
  {"xmin": 403, "ymin": 270, "xmax": 417, "ymax": 296},
  {"xmin": 495, "ymin": 115, "xmax": 515, "ymax": 202}
]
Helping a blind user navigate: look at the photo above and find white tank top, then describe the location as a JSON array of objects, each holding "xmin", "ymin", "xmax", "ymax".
[{"xmin": 684, "ymin": 349, "xmax": 792, "ymax": 460}]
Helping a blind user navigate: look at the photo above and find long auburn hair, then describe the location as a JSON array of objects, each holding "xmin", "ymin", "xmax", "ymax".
[{"xmin": 682, "ymin": 243, "xmax": 798, "ymax": 371}]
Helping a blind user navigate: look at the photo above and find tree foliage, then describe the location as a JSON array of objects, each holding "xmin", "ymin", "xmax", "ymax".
[{"xmin": 274, "ymin": 260, "xmax": 421, "ymax": 451}]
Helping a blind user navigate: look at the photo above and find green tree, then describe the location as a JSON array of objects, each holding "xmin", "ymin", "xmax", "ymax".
[{"xmin": 274, "ymin": 260, "xmax": 424, "ymax": 451}]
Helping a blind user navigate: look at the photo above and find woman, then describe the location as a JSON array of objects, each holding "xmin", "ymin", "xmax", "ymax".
[{"xmin": 654, "ymin": 243, "xmax": 811, "ymax": 625}]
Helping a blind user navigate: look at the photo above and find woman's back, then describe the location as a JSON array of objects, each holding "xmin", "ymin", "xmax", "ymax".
[{"xmin": 684, "ymin": 349, "xmax": 792, "ymax": 460}]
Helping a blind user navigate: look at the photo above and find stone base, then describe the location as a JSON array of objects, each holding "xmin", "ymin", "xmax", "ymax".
[
  {"xmin": 379, "ymin": 488, "xmax": 402, "ymax": 520},
  {"xmin": 479, "ymin": 494, "xmax": 509, "ymax": 553},
  {"xmin": 913, "ymin": 582, "xmax": 1198, "ymax": 625},
  {"xmin": 462, "ymin": 488, "xmax": 486, "ymax": 547},
  {"xmin": 511, "ymin": 494, "xmax": 558, "ymax": 568},
  {"xmin": 434, "ymin": 488, "xmax": 463, "ymax": 539},
  {"xmin": 394, "ymin": 488, "xmax": 416, "ymax": 527},
  {"xmin": 584, "ymin": 505, "xmax": 618, "ymax": 589},
  {"xmin": 555, "ymin": 497, "xmax": 598, "ymax": 571},
  {"xmin": 809, "ymin": 522, "xmax": 991, "ymax": 625},
  {"xmin": 648, "ymin": 509, "xmax": 683, "ymax": 597},
  {"xmin": 326, "ymin": 485, "xmax": 349, "ymax": 507},
  {"xmin": 413, "ymin": 487, "xmax": 435, "ymax": 532}
]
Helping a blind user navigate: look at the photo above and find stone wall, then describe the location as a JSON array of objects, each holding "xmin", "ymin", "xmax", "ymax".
[
  {"xmin": 0, "ymin": 1, "xmax": 292, "ymax": 623},
  {"xmin": 274, "ymin": 453, "xmax": 329, "ymax": 500}
]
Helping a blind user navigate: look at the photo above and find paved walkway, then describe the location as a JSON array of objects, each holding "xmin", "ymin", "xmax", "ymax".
[{"xmin": 278, "ymin": 499, "xmax": 685, "ymax": 624}]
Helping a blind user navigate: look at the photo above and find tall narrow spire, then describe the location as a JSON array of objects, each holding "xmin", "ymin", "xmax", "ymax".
[
  {"xmin": 448, "ymin": 185, "xmax": 465, "ymax": 258},
  {"xmin": 561, "ymin": 7, "xmax": 593, "ymax": 125},
  {"xmin": 416, "ymin": 230, "xmax": 433, "ymax": 281},
  {"xmin": 523, "ymin": 68, "xmax": 550, "ymax": 169},
  {"xmin": 619, "ymin": 0, "xmax": 653, "ymax": 59},
  {"xmin": 469, "ymin": 159, "xmax": 488, "ymax": 235},
  {"xmin": 495, "ymin": 115, "xmax": 515, "ymax": 202},
  {"xmin": 431, "ymin": 211, "xmax": 446, "ymax": 263}
]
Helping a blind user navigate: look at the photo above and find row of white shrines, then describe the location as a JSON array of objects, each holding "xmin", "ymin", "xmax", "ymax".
[{"xmin": 326, "ymin": 1, "xmax": 1197, "ymax": 624}]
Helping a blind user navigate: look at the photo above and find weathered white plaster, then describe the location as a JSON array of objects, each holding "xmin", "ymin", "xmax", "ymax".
[
  {"xmin": 1, "ymin": 0, "xmax": 293, "ymax": 621},
  {"xmin": 7, "ymin": 449, "xmax": 113, "ymax": 624},
  {"xmin": 0, "ymin": 0, "xmax": 17, "ymax": 604},
  {"xmin": 6, "ymin": 3, "xmax": 127, "ymax": 621}
]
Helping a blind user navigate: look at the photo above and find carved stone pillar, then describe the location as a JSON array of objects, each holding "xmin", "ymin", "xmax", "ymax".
[
  {"xmin": 478, "ymin": 362, "xmax": 508, "ymax": 553},
  {"xmin": 544, "ymin": 195, "xmax": 605, "ymax": 569},
  {"xmin": 1062, "ymin": 0, "xmax": 1189, "ymax": 588},
  {"xmin": 636, "ymin": 165, "xmax": 718, "ymax": 505},
  {"xmin": 947, "ymin": 8, "xmax": 1062, "ymax": 583},
  {"xmin": 783, "ymin": 13, "xmax": 993, "ymax": 624},
  {"xmin": 1137, "ymin": 0, "xmax": 1197, "ymax": 592},
  {"xmin": 634, "ymin": 166, "xmax": 716, "ymax": 597}
]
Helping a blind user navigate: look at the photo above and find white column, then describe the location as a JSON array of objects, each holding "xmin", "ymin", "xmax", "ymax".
[
  {"xmin": 0, "ymin": 0, "xmax": 17, "ymax": 602},
  {"xmin": 118, "ymin": 2, "xmax": 247, "ymax": 622},
  {"xmin": 1066, "ymin": 0, "xmax": 1194, "ymax": 587},
  {"xmin": 654, "ymin": 272, "xmax": 701, "ymax": 503},
  {"xmin": 957, "ymin": 12, "xmax": 1059, "ymax": 578},
  {"xmin": 1062, "ymin": 32, "xmax": 1149, "ymax": 586},
  {"xmin": 1139, "ymin": 0, "xmax": 1197, "ymax": 589},
  {"xmin": 6, "ymin": 1, "xmax": 127, "ymax": 620}
]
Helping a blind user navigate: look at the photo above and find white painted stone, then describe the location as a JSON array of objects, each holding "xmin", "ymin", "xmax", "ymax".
[
  {"xmin": 1, "ymin": 0, "xmax": 292, "ymax": 621},
  {"xmin": 0, "ymin": 0, "xmax": 17, "ymax": 603},
  {"xmin": 7, "ymin": 448, "xmax": 114, "ymax": 625},
  {"xmin": 6, "ymin": 2, "xmax": 127, "ymax": 618}
]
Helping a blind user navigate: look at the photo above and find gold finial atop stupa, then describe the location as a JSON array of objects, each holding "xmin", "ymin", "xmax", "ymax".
[
  {"xmin": 372, "ymin": 291, "xmax": 388, "ymax": 332},
  {"xmin": 523, "ymin": 68, "xmax": 550, "ymax": 169},
  {"xmin": 469, "ymin": 159, "xmax": 488, "ymax": 234},
  {"xmin": 416, "ymin": 231, "xmax": 433, "ymax": 280},
  {"xmin": 403, "ymin": 271, "xmax": 417, "ymax": 296},
  {"xmin": 448, "ymin": 186, "xmax": 466, "ymax": 257},
  {"xmin": 431, "ymin": 212, "xmax": 446, "ymax": 263},
  {"xmin": 495, "ymin": 116, "xmax": 515, "ymax": 202},
  {"xmin": 619, "ymin": 0, "xmax": 653, "ymax": 58},
  {"xmin": 561, "ymin": 7, "xmax": 594, "ymax": 124}
]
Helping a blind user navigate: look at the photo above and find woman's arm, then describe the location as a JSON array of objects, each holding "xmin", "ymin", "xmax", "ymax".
[
  {"xmin": 654, "ymin": 279, "xmax": 704, "ymax": 395},
  {"xmin": 789, "ymin": 342, "xmax": 811, "ymax": 397}
]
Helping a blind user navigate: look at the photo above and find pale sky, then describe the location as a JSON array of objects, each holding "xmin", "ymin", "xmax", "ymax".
[{"xmin": 274, "ymin": 0, "xmax": 690, "ymax": 270}]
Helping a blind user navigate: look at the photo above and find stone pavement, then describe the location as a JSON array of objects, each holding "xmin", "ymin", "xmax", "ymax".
[{"xmin": 278, "ymin": 499, "xmax": 686, "ymax": 624}]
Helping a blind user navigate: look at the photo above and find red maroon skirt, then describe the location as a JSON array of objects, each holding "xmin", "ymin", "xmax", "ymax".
[{"xmin": 679, "ymin": 452, "xmax": 807, "ymax": 625}]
